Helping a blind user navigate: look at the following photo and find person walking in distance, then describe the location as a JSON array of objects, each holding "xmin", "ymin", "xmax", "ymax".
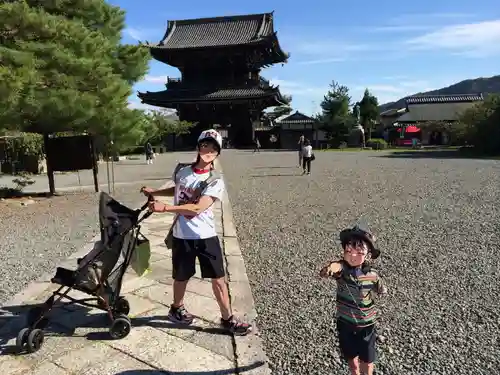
[
  {"xmin": 145, "ymin": 141, "xmax": 153, "ymax": 165},
  {"xmin": 302, "ymin": 139, "xmax": 313, "ymax": 175},
  {"xmin": 141, "ymin": 129, "xmax": 252, "ymax": 335},
  {"xmin": 253, "ymin": 137, "xmax": 261, "ymax": 153},
  {"xmin": 297, "ymin": 135, "xmax": 305, "ymax": 167}
]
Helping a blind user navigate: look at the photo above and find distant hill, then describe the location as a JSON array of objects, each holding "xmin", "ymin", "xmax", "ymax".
[{"xmin": 379, "ymin": 75, "xmax": 500, "ymax": 112}]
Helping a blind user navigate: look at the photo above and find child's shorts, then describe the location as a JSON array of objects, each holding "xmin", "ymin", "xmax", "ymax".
[{"xmin": 336, "ymin": 319, "xmax": 377, "ymax": 363}]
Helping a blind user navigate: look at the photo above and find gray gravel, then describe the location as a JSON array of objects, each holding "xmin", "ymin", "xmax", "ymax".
[
  {"xmin": 0, "ymin": 153, "xmax": 187, "ymax": 306},
  {"xmin": 220, "ymin": 149, "xmax": 500, "ymax": 375}
]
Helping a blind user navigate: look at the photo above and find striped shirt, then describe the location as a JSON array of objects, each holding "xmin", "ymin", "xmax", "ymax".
[{"xmin": 334, "ymin": 263, "xmax": 386, "ymax": 327}]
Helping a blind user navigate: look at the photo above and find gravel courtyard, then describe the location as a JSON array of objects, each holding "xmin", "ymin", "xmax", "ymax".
[{"xmin": 220, "ymin": 149, "xmax": 500, "ymax": 375}]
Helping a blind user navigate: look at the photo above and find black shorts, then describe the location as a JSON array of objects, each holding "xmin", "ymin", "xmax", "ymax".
[
  {"xmin": 171, "ymin": 236, "xmax": 225, "ymax": 281},
  {"xmin": 336, "ymin": 319, "xmax": 377, "ymax": 363}
]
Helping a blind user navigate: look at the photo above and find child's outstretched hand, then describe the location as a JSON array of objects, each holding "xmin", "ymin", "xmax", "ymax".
[{"xmin": 320, "ymin": 261, "xmax": 342, "ymax": 278}]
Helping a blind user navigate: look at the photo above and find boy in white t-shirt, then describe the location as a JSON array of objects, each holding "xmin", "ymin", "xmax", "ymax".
[{"xmin": 141, "ymin": 130, "xmax": 252, "ymax": 335}]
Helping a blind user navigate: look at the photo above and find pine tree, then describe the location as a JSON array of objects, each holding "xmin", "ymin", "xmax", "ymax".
[{"xmin": 0, "ymin": 0, "xmax": 150, "ymax": 147}]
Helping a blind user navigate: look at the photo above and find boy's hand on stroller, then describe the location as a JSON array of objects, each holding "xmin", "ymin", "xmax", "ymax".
[
  {"xmin": 148, "ymin": 200, "xmax": 167, "ymax": 212},
  {"xmin": 141, "ymin": 186, "xmax": 154, "ymax": 196},
  {"xmin": 320, "ymin": 261, "xmax": 342, "ymax": 278}
]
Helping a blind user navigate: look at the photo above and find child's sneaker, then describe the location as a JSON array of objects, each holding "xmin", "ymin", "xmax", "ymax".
[
  {"xmin": 168, "ymin": 304, "xmax": 194, "ymax": 325},
  {"xmin": 221, "ymin": 315, "xmax": 253, "ymax": 336}
]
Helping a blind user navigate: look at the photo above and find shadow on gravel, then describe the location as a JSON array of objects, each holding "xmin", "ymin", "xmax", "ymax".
[
  {"xmin": 114, "ymin": 361, "xmax": 266, "ymax": 374},
  {"xmin": 376, "ymin": 150, "xmax": 500, "ymax": 160}
]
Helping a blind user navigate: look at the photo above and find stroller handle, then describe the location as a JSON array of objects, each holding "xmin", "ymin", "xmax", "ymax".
[
  {"xmin": 139, "ymin": 186, "xmax": 155, "ymax": 211},
  {"xmin": 139, "ymin": 193, "xmax": 155, "ymax": 211},
  {"xmin": 137, "ymin": 194, "xmax": 155, "ymax": 223}
]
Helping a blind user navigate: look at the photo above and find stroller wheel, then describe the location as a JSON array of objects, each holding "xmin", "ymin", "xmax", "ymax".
[
  {"xmin": 113, "ymin": 297, "xmax": 130, "ymax": 316},
  {"xmin": 26, "ymin": 329, "xmax": 44, "ymax": 353},
  {"xmin": 16, "ymin": 328, "xmax": 30, "ymax": 352},
  {"xmin": 110, "ymin": 315, "xmax": 131, "ymax": 340}
]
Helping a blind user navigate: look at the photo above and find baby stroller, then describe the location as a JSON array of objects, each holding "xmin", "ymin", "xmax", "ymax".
[{"xmin": 15, "ymin": 192, "xmax": 154, "ymax": 354}]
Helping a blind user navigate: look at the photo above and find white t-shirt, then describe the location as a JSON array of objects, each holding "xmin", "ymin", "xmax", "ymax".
[
  {"xmin": 302, "ymin": 145, "xmax": 313, "ymax": 158},
  {"xmin": 172, "ymin": 166, "xmax": 225, "ymax": 240}
]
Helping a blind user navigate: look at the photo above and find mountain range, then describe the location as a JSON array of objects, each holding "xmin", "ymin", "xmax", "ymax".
[{"xmin": 379, "ymin": 75, "xmax": 500, "ymax": 112}]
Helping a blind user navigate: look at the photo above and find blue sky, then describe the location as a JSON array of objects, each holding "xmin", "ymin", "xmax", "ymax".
[{"xmin": 115, "ymin": 0, "xmax": 500, "ymax": 115}]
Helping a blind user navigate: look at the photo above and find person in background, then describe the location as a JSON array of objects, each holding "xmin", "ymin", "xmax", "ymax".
[
  {"xmin": 145, "ymin": 141, "xmax": 153, "ymax": 165},
  {"xmin": 253, "ymin": 137, "xmax": 261, "ymax": 153},
  {"xmin": 297, "ymin": 135, "xmax": 305, "ymax": 167},
  {"xmin": 302, "ymin": 138, "xmax": 313, "ymax": 175}
]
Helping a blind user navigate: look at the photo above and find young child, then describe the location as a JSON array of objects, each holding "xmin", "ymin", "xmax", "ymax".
[
  {"xmin": 320, "ymin": 225, "xmax": 387, "ymax": 375},
  {"xmin": 141, "ymin": 129, "xmax": 252, "ymax": 335}
]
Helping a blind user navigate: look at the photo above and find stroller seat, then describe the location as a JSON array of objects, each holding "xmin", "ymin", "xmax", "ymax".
[
  {"xmin": 51, "ymin": 267, "xmax": 76, "ymax": 287},
  {"xmin": 51, "ymin": 266, "xmax": 100, "ymax": 295}
]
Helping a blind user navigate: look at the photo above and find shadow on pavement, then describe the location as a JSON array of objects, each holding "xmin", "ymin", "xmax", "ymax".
[
  {"xmin": 376, "ymin": 149, "xmax": 500, "ymax": 160},
  {"xmin": 0, "ymin": 303, "xmax": 232, "ymax": 354},
  {"xmin": 0, "ymin": 302, "xmax": 72, "ymax": 355},
  {"xmin": 0, "ymin": 304, "xmax": 266, "ymax": 374},
  {"xmin": 114, "ymin": 361, "xmax": 266, "ymax": 374}
]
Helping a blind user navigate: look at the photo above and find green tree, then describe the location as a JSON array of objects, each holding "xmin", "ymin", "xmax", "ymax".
[
  {"xmin": 318, "ymin": 81, "xmax": 352, "ymax": 144},
  {"xmin": 457, "ymin": 94, "xmax": 500, "ymax": 154},
  {"xmin": 357, "ymin": 88, "xmax": 380, "ymax": 140},
  {"xmin": 144, "ymin": 110, "xmax": 195, "ymax": 144},
  {"xmin": 271, "ymin": 94, "xmax": 293, "ymax": 118},
  {"xmin": 0, "ymin": 0, "xmax": 150, "ymax": 148}
]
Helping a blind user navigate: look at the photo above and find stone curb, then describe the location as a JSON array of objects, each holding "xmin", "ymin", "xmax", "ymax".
[{"xmin": 216, "ymin": 160, "xmax": 272, "ymax": 375}]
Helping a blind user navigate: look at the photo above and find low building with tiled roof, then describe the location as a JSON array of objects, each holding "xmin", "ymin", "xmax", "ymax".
[
  {"xmin": 271, "ymin": 111, "xmax": 327, "ymax": 149},
  {"xmin": 391, "ymin": 93, "xmax": 484, "ymax": 145}
]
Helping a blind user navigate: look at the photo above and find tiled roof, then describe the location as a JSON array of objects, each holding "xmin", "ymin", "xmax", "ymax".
[
  {"xmin": 138, "ymin": 86, "xmax": 282, "ymax": 104},
  {"xmin": 405, "ymin": 94, "xmax": 483, "ymax": 105},
  {"xmin": 380, "ymin": 107, "xmax": 406, "ymax": 117},
  {"xmin": 395, "ymin": 100, "xmax": 480, "ymax": 123},
  {"xmin": 274, "ymin": 110, "xmax": 316, "ymax": 125},
  {"xmin": 154, "ymin": 13, "xmax": 276, "ymax": 49}
]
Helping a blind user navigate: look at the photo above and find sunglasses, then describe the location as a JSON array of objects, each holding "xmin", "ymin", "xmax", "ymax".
[
  {"xmin": 344, "ymin": 241, "xmax": 369, "ymax": 255},
  {"xmin": 199, "ymin": 142, "xmax": 218, "ymax": 151}
]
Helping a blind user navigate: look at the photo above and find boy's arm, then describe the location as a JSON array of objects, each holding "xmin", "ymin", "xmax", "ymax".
[
  {"xmin": 375, "ymin": 273, "xmax": 388, "ymax": 296},
  {"xmin": 160, "ymin": 178, "xmax": 224, "ymax": 216},
  {"xmin": 320, "ymin": 261, "xmax": 343, "ymax": 278},
  {"xmin": 150, "ymin": 187, "xmax": 175, "ymax": 197}
]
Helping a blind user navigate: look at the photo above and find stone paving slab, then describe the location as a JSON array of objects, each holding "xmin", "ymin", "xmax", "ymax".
[{"xmin": 0, "ymin": 159, "xmax": 270, "ymax": 374}]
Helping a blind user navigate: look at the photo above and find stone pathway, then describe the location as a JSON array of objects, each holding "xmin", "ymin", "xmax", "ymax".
[{"xmin": 0, "ymin": 161, "xmax": 270, "ymax": 375}]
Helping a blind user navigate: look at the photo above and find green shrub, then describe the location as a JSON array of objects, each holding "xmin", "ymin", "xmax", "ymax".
[{"xmin": 366, "ymin": 138, "xmax": 388, "ymax": 150}]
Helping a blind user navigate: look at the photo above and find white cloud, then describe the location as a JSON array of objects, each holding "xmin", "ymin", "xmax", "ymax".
[
  {"xmin": 353, "ymin": 85, "xmax": 402, "ymax": 93},
  {"xmin": 143, "ymin": 75, "xmax": 169, "ymax": 84},
  {"xmin": 350, "ymin": 77, "xmax": 463, "ymax": 104},
  {"xmin": 369, "ymin": 25, "xmax": 434, "ymax": 33},
  {"xmin": 387, "ymin": 12, "xmax": 474, "ymax": 24},
  {"xmin": 295, "ymin": 57, "xmax": 346, "ymax": 65},
  {"xmin": 281, "ymin": 37, "xmax": 382, "ymax": 65},
  {"xmin": 405, "ymin": 20, "xmax": 500, "ymax": 57},
  {"xmin": 124, "ymin": 27, "xmax": 163, "ymax": 42},
  {"xmin": 127, "ymin": 99, "xmax": 177, "ymax": 116},
  {"xmin": 124, "ymin": 28, "xmax": 144, "ymax": 41},
  {"xmin": 269, "ymin": 78, "xmax": 326, "ymax": 97}
]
